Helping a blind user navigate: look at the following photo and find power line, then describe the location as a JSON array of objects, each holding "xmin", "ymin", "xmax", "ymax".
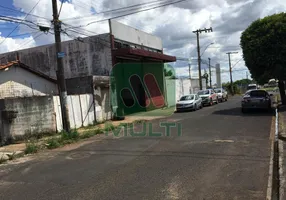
[
  {"xmin": 65, "ymin": 0, "xmax": 188, "ymax": 30},
  {"xmin": 13, "ymin": 32, "xmax": 44, "ymax": 51},
  {"xmin": 0, "ymin": 0, "xmax": 42, "ymax": 46},
  {"xmin": 0, "ymin": 5, "xmax": 50, "ymax": 21},
  {"xmin": 62, "ymin": 0, "xmax": 173, "ymax": 21}
]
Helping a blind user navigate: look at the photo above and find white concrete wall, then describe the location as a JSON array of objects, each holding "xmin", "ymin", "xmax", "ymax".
[
  {"xmin": 0, "ymin": 65, "xmax": 58, "ymax": 98},
  {"xmin": 2, "ymin": 96, "xmax": 56, "ymax": 140},
  {"xmin": 53, "ymin": 92, "xmax": 112, "ymax": 132},
  {"xmin": 110, "ymin": 20, "xmax": 163, "ymax": 50},
  {"xmin": 166, "ymin": 78, "xmax": 208, "ymax": 107}
]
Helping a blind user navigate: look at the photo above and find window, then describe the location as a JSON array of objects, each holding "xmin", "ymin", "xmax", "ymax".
[
  {"xmin": 198, "ymin": 90, "xmax": 209, "ymax": 95},
  {"xmin": 180, "ymin": 95, "xmax": 194, "ymax": 101},
  {"xmin": 195, "ymin": 95, "xmax": 198, "ymax": 100},
  {"xmin": 250, "ymin": 90, "xmax": 267, "ymax": 97}
]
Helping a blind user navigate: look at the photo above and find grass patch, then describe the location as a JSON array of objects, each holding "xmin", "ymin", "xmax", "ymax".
[
  {"xmin": 46, "ymin": 137, "xmax": 61, "ymax": 149},
  {"xmin": 134, "ymin": 120, "xmax": 146, "ymax": 124},
  {"xmin": 80, "ymin": 129, "xmax": 104, "ymax": 139},
  {"xmin": 25, "ymin": 140, "xmax": 40, "ymax": 154},
  {"xmin": 104, "ymin": 122, "xmax": 116, "ymax": 131}
]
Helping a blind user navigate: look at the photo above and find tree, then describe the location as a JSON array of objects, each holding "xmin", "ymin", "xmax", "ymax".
[
  {"xmin": 240, "ymin": 12, "xmax": 286, "ymax": 104},
  {"xmin": 164, "ymin": 64, "xmax": 176, "ymax": 78}
]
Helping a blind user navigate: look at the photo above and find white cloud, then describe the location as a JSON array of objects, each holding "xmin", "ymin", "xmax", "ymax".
[{"xmin": 0, "ymin": 0, "xmax": 284, "ymax": 82}]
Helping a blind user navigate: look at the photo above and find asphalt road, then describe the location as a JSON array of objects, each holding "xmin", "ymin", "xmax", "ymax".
[{"xmin": 0, "ymin": 96, "xmax": 274, "ymax": 200}]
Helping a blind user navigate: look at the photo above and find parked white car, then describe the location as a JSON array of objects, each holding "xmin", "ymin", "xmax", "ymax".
[
  {"xmin": 214, "ymin": 88, "xmax": 228, "ymax": 102},
  {"xmin": 197, "ymin": 89, "xmax": 219, "ymax": 106},
  {"xmin": 176, "ymin": 94, "xmax": 202, "ymax": 112}
]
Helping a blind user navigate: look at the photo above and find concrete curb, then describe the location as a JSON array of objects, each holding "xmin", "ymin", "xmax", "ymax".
[{"xmin": 279, "ymin": 138, "xmax": 284, "ymax": 200}]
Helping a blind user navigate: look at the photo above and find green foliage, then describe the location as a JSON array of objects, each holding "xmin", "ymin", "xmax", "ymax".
[
  {"xmin": 104, "ymin": 122, "xmax": 116, "ymax": 131},
  {"xmin": 164, "ymin": 64, "xmax": 176, "ymax": 78},
  {"xmin": 80, "ymin": 129, "xmax": 104, "ymax": 139},
  {"xmin": 25, "ymin": 140, "xmax": 40, "ymax": 154},
  {"xmin": 234, "ymin": 79, "xmax": 253, "ymax": 85},
  {"xmin": 240, "ymin": 12, "xmax": 286, "ymax": 83},
  {"xmin": 46, "ymin": 137, "xmax": 61, "ymax": 149}
]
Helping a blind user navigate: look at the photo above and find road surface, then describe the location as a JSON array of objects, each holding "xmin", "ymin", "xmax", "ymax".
[{"xmin": 0, "ymin": 96, "xmax": 273, "ymax": 200}]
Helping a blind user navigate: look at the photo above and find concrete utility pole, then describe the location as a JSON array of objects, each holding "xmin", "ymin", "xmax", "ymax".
[
  {"xmin": 52, "ymin": 0, "xmax": 70, "ymax": 132},
  {"xmin": 208, "ymin": 58, "xmax": 212, "ymax": 88},
  {"xmin": 226, "ymin": 52, "xmax": 238, "ymax": 95},
  {"xmin": 188, "ymin": 63, "xmax": 191, "ymax": 79},
  {"xmin": 193, "ymin": 27, "xmax": 213, "ymax": 90}
]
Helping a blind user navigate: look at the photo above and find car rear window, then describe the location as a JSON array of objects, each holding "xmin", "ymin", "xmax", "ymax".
[{"xmin": 250, "ymin": 90, "xmax": 267, "ymax": 97}]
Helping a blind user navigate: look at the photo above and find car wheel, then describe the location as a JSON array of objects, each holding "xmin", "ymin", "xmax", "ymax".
[
  {"xmin": 194, "ymin": 104, "xmax": 197, "ymax": 111},
  {"xmin": 200, "ymin": 104, "xmax": 203, "ymax": 109},
  {"xmin": 215, "ymin": 98, "xmax": 219, "ymax": 104}
]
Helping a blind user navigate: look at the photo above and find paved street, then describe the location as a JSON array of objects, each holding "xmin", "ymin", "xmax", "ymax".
[{"xmin": 0, "ymin": 96, "xmax": 273, "ymax": 200}]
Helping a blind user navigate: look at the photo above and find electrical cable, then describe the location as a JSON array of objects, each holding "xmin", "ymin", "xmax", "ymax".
[
  {"xmin": 65, "ymin": 0, "xmax": 188, "ymax": 29},
  {"xmin": 62, "ymin": 0, "xmax": 174, "ymax": 21},
  {"xmin": 0, "ymin": 0, "xmax": 42, "ymax": 46},
  {"xmin": 0, "ymin": 5, "xmax": 50, "ymax": 21}
]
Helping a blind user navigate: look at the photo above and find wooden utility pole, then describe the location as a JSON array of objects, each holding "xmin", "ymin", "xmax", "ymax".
[
  {"xmin": 208, "ymin": 58, "xmax": 212, "ymax": 88},
  {"xmin": 193, "ymin": 27, "xmax": 213, "ymax": 90},
  {"xmin": 52, "ymin": 0, "xmax": 70, "ymax": 132},
  {"xmin": 226, "ymin": 52, "xmax": 238, "ymax": 95}
]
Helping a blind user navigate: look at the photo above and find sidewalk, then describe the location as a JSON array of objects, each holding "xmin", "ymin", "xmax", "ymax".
[
  {"xmin": 278, "ymin": 105, "xmax": 286, "ymax": 200},
  {"xmin": 0, "ymin": 106, "xmax": 175, "ymax": 163}
]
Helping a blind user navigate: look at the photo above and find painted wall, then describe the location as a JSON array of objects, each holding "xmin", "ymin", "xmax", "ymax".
[
  {"xmin": 110, "ymin": 20, "xmax": 163, "ymax": 51},
  {"xmin": 54, "ymin": 92, "xmax": 111, "ymax": 131},
  {"xmin": 0, "ymin": 34, "xmax": 112, "ymax": 79},
  {"xmin": 0, "ymin": 65, "xmax": 58, "ymax": 98},
  {"xmin": 0, "ymin": 96, "xmax": 56, "ymax": 144},
  {"xmin": 165, "ymin": 78, "xmax": 207, "ymax": 107}
]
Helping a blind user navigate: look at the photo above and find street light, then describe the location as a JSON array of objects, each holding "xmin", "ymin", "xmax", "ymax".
[{"xmin": 201, "ymin": 42, "xmax": 214, "ymax": 57}]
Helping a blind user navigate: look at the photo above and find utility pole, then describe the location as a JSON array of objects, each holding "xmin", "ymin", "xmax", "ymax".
[
  {"xmin": 226, "ymin": 52, "xmax": 238, "ymax": 95},
  {"xmin": 52, "ymin": 0, "xmax": 70, "ymax": 132},
  {"xmin": 193, "ymin": 27, "xmax": 213, "ymax": 90},
  {"xmin": 188, "ymin": 63, "xmax": 191, "ymax": 79},
  {"xmin": 208, "ymin": 58, "xmax": 212, "ymax": 88},
  {"xmin": 246, "ymin": 72, "xmax": 249, "ymax": 80}
]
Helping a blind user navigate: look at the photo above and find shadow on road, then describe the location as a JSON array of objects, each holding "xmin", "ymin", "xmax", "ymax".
[{"xmin": 212, "ymin": 107, "xmax": 275, "ymax": 117}]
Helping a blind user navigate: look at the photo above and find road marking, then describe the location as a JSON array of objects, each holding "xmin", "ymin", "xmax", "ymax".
[{"xmin": 214, "ymin": 140, "xmax": 234, "ymax": 143}]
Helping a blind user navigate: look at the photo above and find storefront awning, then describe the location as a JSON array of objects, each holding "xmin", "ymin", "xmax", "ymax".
[{"xmin": 112, "ymin": 48, "xmax": 176, "ymax": 62}]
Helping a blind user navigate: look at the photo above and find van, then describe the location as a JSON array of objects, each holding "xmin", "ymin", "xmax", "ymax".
[{"xmin": 247, "ymin": 84, "xmax": 258, "ymax": 90}]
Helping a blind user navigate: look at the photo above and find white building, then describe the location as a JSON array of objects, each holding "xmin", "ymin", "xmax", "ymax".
[{"xmin": 0, "ymin": 61, "xmax": 58, "ymax": 98}]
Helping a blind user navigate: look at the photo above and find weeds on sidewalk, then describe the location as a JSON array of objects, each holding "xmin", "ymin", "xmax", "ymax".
[
  {"xmin": 80, "ymin": 129, "xmax": 104, "ymax": 139},
  {"xmin": 25, "ymin": 140, "xmax": 40, "ymax": 154}
]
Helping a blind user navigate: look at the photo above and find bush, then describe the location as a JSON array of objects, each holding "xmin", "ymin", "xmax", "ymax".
[
  {"xmin": 46, "ymin": 137, "xmax": 61, "ymax": 149},
  {"xmin": 25, "ymin": 141, "xmax": 40, "ymax": 154},
  {"xmin": 80, "ymin": 129, "xmax": 104, "ymax": 139},
  {"xmin": 61, "ymin": 130, "xmax": 79, "ymax": 141}
]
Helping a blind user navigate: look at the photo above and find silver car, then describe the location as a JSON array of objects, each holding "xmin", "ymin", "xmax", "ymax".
[
  {"xmin": 176, "ymin": 94, "xmax": 202, "ymax": 112},
  {"xmin": 241, "ymin": 89, "xmax": 273, "ymax": 113}
]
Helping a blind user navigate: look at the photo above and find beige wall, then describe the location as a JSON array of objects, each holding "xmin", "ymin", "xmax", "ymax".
[{"xmin": 0, "ymin": 66, "xmax": 58, "ymax": 98}]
